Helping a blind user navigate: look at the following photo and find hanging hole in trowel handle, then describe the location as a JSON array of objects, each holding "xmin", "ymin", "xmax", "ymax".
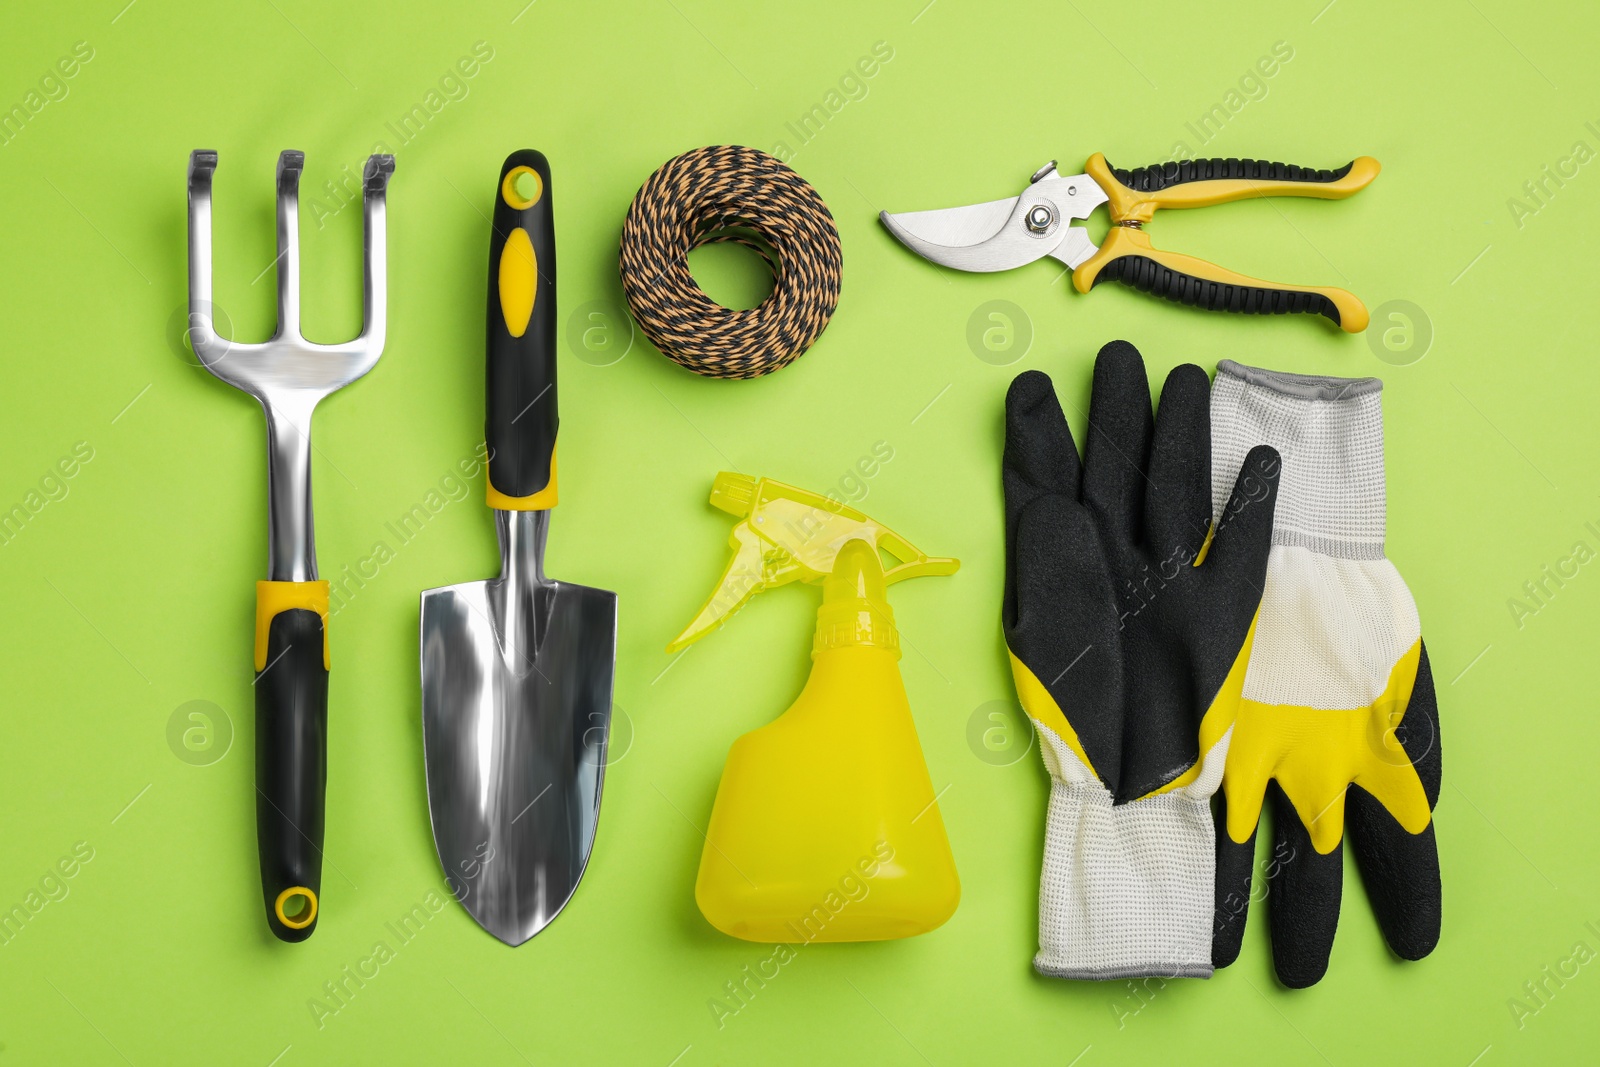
[{"xmin": 514, "ymin": 170, "xmax": 541, "ymax": 205}]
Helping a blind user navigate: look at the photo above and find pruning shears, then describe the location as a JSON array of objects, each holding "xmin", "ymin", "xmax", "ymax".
[{"xmin": 880, "ymin": 154, "xmax": 1380, "ymax": 332}]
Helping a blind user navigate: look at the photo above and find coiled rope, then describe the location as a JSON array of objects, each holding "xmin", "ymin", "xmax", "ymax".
[{"xmin": 619, "ymin": 146, "xmax": 842, "ymax": 379}]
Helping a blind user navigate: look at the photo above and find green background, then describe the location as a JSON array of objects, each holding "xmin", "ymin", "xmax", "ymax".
[{"xmin": 1, "ymin": 0, "xmax": 1595, "ymax": 1063}]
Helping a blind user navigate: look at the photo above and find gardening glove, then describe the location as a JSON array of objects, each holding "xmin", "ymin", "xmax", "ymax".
[
  {"xmin": 1208, "ymin": 360, "xmax": 1442, "ymax": 989},
  {"xmin": 1003, "ymin": 341, "xmax": 1280, "ymax": 980}
]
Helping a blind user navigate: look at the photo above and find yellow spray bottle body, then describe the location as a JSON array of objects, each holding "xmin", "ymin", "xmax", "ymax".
[{"xmin": 669, "ymin": 474, "xmax": 960, "ymax": 943}]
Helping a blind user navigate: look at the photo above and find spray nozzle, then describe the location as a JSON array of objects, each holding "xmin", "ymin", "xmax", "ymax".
[{"xmin": 666, "ymin": 473, "xmax": 959, "ymax": 653}]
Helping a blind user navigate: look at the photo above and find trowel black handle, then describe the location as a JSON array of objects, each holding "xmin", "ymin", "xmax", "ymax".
[
  {"xmin": 485, "ymin": 150, "xmax": 558, "ymax": 507},
  {"xmin": 254, "ymin": 597, "xmax": 328, "ymax": 943}
]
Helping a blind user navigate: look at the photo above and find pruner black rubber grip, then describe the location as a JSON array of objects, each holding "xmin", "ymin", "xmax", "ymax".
[
  {"xmin": 1094, "ymin": 246, "xmax": 1350, "ymax": 325},
  {"xmin": 1071, "ymin": 153, "xmax": 1380, "ymax": 332},
  {"xmin": 1086, "ymin": 153, "xmax": 1379, "ymax": 224},
  {"xmin": 1106, "ymin": 157, "xmax": 1363, "ymax": 194},
  {"xmin": 254, "ymin": 585, "xmax": 330, "ymax": 943},
  {"xmin": 485, "ymin": 150, "xmax": 558, "ymax": 508}
]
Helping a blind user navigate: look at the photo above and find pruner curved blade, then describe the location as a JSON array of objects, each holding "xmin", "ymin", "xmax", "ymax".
[{"xmin": 879, "ymin": 162, "xmax": 1108, "ymax": 273}]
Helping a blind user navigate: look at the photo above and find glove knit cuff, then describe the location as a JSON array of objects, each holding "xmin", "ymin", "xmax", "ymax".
[
  {"xmin": 1211, "ymin": 360, "xmax": 1386, "ymax": 560},
  {"xmin": 1034, "ymin": 778, "xmax": 1217, "ymax": 981}
]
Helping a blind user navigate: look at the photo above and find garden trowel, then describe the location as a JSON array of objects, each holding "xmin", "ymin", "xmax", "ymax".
[{"xmin": 420, "ymin": 150, "xmax": 617, "ymax": 946}]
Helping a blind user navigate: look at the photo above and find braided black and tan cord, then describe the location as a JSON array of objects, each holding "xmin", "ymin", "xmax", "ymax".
[{"xmin": 619, "ymin": 146, "xmax": 842, "ymax": 379}]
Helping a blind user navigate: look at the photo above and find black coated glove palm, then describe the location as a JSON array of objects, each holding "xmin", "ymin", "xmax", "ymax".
[{"xmin": 1003, "ymin": 341, "xmax": 1280, "ymax": 979}]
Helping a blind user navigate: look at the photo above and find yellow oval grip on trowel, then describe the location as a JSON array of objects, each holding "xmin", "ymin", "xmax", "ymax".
[{"xmin": 669, "ymin": 473, "xmax": 961, "ymax": 942}]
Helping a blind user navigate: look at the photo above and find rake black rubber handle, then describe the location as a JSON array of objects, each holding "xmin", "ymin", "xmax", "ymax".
[
  {"xmin": 256, "ymin": 606, "xmax": 327, "ymax": 943},
  {"xmin": 485, "ymin": 149, "xmax": 558, "ymax": 504}
]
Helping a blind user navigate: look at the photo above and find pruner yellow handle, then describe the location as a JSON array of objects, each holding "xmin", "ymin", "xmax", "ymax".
[
  {"xmin": 1076, "ymin": 154, "xmax": 1379, "ymax": 332},
  {"xmin": 1086, "ymin": 154, "xmax": 1379, "ymax": 225}
]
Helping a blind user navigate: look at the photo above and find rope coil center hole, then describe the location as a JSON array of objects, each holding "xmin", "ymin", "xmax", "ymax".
[{"xmin": 686, "ymin": 228, "xmax": 778, "ymax": 311}]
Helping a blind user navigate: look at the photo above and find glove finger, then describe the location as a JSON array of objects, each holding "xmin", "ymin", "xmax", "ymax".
[
  {"xmin": 1266, "ymin": 781, "xmax": 1344, "ymax": 989},
  {"xmin": 1344, "ymin": 638, "xmax": 1442, "ymax": 961},
  {"xmin": 1004, "ymin": 493, "xmax": 1125, "ymax": 790},
  {"xmin": 1212, "ymin": 789, "xmax": 1258, "ymax": 968},
  {"xmin": 1346, "ymin": 785, "xmax": 1442, "ymax": 961},
  {"xmin": 1004, "ymin": 369, "xmax": 1082, "ymax": 517},
  {"xmin": 1203, "ymin": 443, "xmax": 1280, "ymax": 600},
  {"xmin": 1004, "ymin": 371, "xmax": 1084, "ymax": 643},
  {"xmin": 1144, "ymin": 363, "xmax": 1213, "ymax": 561},
  {"xmin": 1081, "ymin": 341, "xmax": 1153, "ymax": 543}
]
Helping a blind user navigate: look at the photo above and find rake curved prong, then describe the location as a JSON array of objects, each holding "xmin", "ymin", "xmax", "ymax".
[
  {"xmin": 359, "ymin": 154, "xmax": 395, "ymax": 354},
  {"xmin": 275, "ymin": 151, "xmax": 305, "ymax": 340},
  {"xmin": 185, "ymin": 150, "xmax": 226, "ymax": 369}
]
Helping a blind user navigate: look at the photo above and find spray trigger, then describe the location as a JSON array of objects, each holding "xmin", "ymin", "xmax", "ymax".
[{"xmin": 666, "ymin": 472, "xmax": 958, "ymax": 653}]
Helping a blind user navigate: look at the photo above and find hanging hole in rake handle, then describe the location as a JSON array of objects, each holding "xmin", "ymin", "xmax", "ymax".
[
  {"xmin": 274, "ymin": 885, "xmax": 317, "ymax": 929},
  {"xmin": 619, "ymin": 146, "xmax": 842, "ymax": 379}
]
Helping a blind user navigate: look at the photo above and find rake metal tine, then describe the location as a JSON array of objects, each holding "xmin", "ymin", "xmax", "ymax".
[
  {"xmin": 186, "ymin": 149, "xmax": 222, "ymax": 362},
  {"xmin": 275, "ymin": 150, "xmax": 305, "ymax": 342},
  {"xmin": 359, "ymin": 154, "xmax": 395, "ymax": 352}
]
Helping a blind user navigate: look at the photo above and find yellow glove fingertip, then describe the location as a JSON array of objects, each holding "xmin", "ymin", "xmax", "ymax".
[{"xmin": 1224, "ymin": 778, "xmax": 1265, "ymax": 845}]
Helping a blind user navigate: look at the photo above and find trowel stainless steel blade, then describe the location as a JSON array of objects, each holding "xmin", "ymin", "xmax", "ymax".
[
  {"xmin": 419, "ymin": 149, "xmax": 618, "ymax": 945},
  {"xmin": 421, "ymin": 512, "xmax": 616, "ymax": 945}
]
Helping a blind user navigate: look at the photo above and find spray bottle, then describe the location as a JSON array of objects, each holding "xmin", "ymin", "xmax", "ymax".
[{"xmin": 669, "ymin": 472, "xmax": 961, "ymax": 942}]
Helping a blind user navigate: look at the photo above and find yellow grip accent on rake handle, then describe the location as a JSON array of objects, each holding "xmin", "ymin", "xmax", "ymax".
[
  {"xmin": 1073, "ymin": 227, "xmax": 1369, "ymax": 332},
  {"xmin": 254, "ymin": 580, "xmax": 330, "ymax": 671},
  {"xmin": 1086, "ymin": 154, "xmax": 1380, "ymax": 225}
]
